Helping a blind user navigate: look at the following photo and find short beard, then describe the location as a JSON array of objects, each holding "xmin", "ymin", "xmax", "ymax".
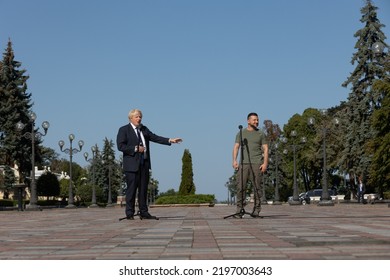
[{"xmin": 249, "ymin": 124, "xmax": 259, "ymax": 130}]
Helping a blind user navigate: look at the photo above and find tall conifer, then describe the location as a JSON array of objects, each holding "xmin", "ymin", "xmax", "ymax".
[
  {"xmin": 341, "ymin": 0, "xmax": 388, "ymax": 184},
  {"xmin": 368, "ymin": 59, "xmax": 390, "ymax": 194},
  {"xmin": 179, "ymin": 149, "xmax": 196, "ymax": 195},
  {"xmin": 0, "ymin": 39, "xmax": 34, "ymax": 182}
]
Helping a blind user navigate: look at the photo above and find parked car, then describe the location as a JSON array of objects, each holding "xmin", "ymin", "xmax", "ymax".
[
  {"xmin": 304, "ymin": 189, "xmax": 336, "ymax": 203},
  {"xmin": 288, "ymin": 189, "xmax": 336, "ymax": 205},
  {"xmin": 288, "ymin": 193, "xmax": 308, "ymax": 205}
]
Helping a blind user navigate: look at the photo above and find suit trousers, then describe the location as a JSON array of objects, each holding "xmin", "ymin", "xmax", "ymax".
[
  {"xmin": 236, "ymin": 163, "xmax": 263, "ymax": 213},
  {"xmin": 357, "ymin": 190, "xmax": 364, "ymax": 203},
  {"xmin": 124, "ymin": 163, "xmax": 150, "ymax": 216}
]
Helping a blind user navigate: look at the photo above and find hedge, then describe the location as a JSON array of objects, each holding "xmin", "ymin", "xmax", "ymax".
[
  {"xmin": 0, "ymin": 200, "xmax": 15, "ymax": 207},
  {"xmin": 155, "ymin": 194, "xmax": 215, "ymax": 205}
]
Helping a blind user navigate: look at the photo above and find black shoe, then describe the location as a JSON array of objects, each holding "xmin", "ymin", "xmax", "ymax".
[
  {"xmin": 126, "ymin": 215, "xmax": 134, "ymax": 220},
  {"xmin": 140, "ymin": 213, "xmax": 158, "ymax": 220},
  {"xmin": 250, "ymin": 212, "xmax": 263, "ymax": 218}
]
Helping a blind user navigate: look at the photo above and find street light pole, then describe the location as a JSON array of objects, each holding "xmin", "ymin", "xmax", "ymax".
[
  {"xmin": 372, "ymin": 41, "xmax": 388, "ymax": 62},
  {"xmin": 84, "ymin": 144, "xmax": 98, "ymax": 208},
  {"xmin": 16, "ymin": 112, "xmax": 49, "ymax": 211},
  {"xmin": 321, "ymin": 126, "xmax": 329, "ymax": 204},
  {"xmin": 272, "ymin": 142, "xmax": 282, "ymax": 205},
  {"xmin": 58, "ymin": 134, "xmax": 84, "ymax": 209},
  {"xmin": 102, "ymin": 155, "xmax": 114, "ymax": 207},
  {"xmin": 283, "ymin": 131, "xmax": 306, "ymax": 205},
  {"xmin": 308, "ymin": 110, "xmax": 339, "ymax": 206},
  {"xmin": 107, "ymin": 155, "xmax": 113, "ymax": 207}
]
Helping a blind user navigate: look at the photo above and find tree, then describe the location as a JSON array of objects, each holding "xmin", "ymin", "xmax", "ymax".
[
  {"xmin": 148, "ymin": 175, "xmax": 159, "ymax": 204},
  {"xmin": 40, "ymin": 147, "xmax": 60, "ymax": 167},
  {"xmin": 1, "ymin": 165, "xmax": 16, "ymax": 199},
  {"xmin": 52, "ymin": 158, "xmax": 84, "ymax": 203},
  {"xmin": 36, "ymin": 172, "xmax": 60, "ymax": 199},
  {"xmin": 263, "ymin": 119, "xmax": 282, "ymax": 200},
  {"xmin": 51, "ymin": 159, "xmax": 84, "ymax": 185},
  {"xmin": 0, "ymin": 39, "xmax": 35, "ymax": 182},
  {"xmin": 341, "ymin": 0, "xmax": 388, "ymax": 186},
  {"xmin": 77, "ymin": 182, "xmax": 104, "ymax": 205},
  {"xmin": 96, "ymin": 138, "xmax": 121, "ymax": 202},
  {"xmin": 157, "ymin": 188, "xmax": 177, "ymax": 198},
  {"xmin": 282, "ymin": 108, "xmax": 345, "ymax": 194},
  {"xmin": 59, "ymin": 179, "xmax": 70, "ymax": 200},
  {"xmin": 178, "ymin": 149, "xmax": 195, "ymax": 195},
  {"xmin": 225, "ymin": 172, "xmax": 237, "ymax": 203},
  {"xmin": 282, "ymin": 111, "xmax": 317, "ymax": 193},
  {"xmin": 368, "ymin": 57, "xmax": 390, "ymax": 195}
]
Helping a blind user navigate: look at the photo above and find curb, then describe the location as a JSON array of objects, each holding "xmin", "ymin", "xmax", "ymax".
[{"xmin": 150, "ymin": 203, "xmax": 214, "ymax": 208}]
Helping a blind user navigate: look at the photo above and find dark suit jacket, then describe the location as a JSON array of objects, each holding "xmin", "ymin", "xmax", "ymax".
[{"xmin": 116, "ymin": 123, "xmax": 171, "ymax": 172}]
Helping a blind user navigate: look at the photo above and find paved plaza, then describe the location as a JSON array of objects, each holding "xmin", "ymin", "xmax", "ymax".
[{"xmin": 0, "ymin": 203, "xmax": 390, "ymax": 260}]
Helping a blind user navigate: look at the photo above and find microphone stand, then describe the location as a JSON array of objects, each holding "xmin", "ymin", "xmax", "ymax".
[{"xmin": 224, "ymin": 125, "xmax": 252, "ymax": 219}]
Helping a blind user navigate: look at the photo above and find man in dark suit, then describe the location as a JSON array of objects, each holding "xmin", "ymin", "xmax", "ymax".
[
  {"xmin": 357, "ymin": 175, "xmax": 365, "ymax": 203},
  {"xmin": 117, "ymin": 109, "xmax": 182, "ymax": 220}
]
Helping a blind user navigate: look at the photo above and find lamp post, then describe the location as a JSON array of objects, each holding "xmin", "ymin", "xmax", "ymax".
[
  {"xmin": 273, "ymin": 142, "xmax": 282, "ymax": 205},
  {"xmin": 283, "ymin": 130, "xmax": 307, "ymax": 205},
  {"xmin": 84, "ymin": 144, "xmax": 98, "ymax": 208},
  {"xmin": 16, "ymin": 112, "xmax": 49, "ymax": 211},
  {"xmin": 148, "ymin": 180, "xmax": 157, "ymax": 206},
  {"xmin": 269, "ymin": 141, "xmax": 282, "ymax": 205},
  {"xmin": 372, "ymin": 41, "xmax": 388, "ymax": 60},
  {"xmin": 308, "ymin": 110, "xmax": 339, "ymax": 206},
  {"xmin": 148, "ymin": 182, "xmax": 154, "ymax": 205},
  {"xmin": 58, "ymin": 134, "xmax": 84, "ymax": 208},
  {"xmin": 102, "ymin": 155, "xmax": 114, "ymax": 207}
]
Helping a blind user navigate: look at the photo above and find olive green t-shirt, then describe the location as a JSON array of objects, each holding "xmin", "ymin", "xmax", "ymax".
[{"xmin": 235, "ymin": 128, "xmax": 268, "ymax": 164}]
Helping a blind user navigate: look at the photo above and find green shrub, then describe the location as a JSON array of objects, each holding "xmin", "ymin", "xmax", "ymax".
[
  {"xmin": 155, "ymin": 194, "xmax": 215, "ymax": 205},
  {"xmin": 76, "ymin": 184, "xmax": 104, "ymax": 204},
  {"xmin": 37, "ymin": 172, "xmax": 60, "ymax": 197},
  {"xmin": 383, "ymin": 191, "xmax": 390, "ymax": 200},
  {"xmin": 0, "ymin": 199, "xmax": 15, "ymax": 207}
]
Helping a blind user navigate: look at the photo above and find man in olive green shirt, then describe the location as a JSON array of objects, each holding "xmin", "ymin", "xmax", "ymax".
[{"xmin": 232, "ymin": 112, "xmax": 269, "ymax": 217}]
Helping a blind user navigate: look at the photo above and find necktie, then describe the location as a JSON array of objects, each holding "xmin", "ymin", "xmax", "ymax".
[
  {"xmin": 136, "ymin": 127, "xmax": 143, "ymax": 146},
  {"xmin": 136, "ymin": 127, "xmax": 145, "ymax": 164}
]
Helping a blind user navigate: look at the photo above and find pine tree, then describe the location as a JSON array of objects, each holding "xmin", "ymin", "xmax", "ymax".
[
  {"xmin": 179, "ymin": 149, "xmax": 196, "ymax": 195},
  {"xmin": 98, "ymin": 138, "xmax": 121, "ymax": 201},
  {"xmin": 368, "ymin": 58, "xmax": 390, "ymax": 194},
  {"xmin": 341, "ymin": 0, "xmax": 388, "ymax": 184},
  {"xmin": 0, "ymin": 39, "xmax": 34, "ymax": 183}
]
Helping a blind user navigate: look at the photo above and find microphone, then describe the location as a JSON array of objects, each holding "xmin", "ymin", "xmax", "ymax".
[{"xmin": 238, "ymin": 125, "xmax": 243, "ymax": 130}]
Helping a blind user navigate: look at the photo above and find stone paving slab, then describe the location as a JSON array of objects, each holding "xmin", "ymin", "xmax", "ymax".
[{"xmin": 0, "ymin": 203, "xmax": 389, "ymax": 260}]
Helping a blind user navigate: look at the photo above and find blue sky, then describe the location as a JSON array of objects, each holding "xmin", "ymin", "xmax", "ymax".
[{"xmin": 1, "ymin": 0, "xmax": 389, "ymax": 201}]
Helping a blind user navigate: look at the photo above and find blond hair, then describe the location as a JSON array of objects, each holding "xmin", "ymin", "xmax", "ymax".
[{"xmin": 128, "ymin": 109, "xmax": 142, "ymax": 121}]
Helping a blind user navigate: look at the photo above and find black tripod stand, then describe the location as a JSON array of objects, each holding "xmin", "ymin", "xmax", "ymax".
[{"xmin": 224, "ymin": 125, "xmax": 253, "ymax": 219}]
